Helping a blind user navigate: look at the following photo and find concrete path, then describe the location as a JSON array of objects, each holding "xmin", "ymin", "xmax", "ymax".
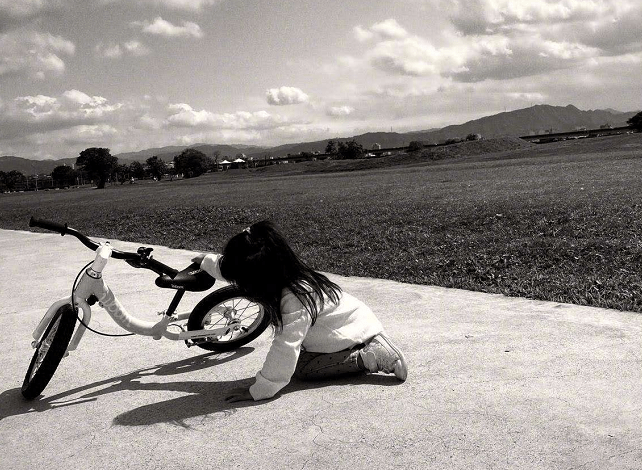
[{"xmin": 0, "ymin": 229, "xmax": 641, "ymax": 470}]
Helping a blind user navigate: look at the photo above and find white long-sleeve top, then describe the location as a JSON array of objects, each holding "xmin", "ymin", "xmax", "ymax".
[{"xmin": 200, "ymin": 254, "xmax": 383, "ymax": 400}]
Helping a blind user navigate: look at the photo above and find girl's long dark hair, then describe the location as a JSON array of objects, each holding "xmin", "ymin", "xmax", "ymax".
[{"xmin": 219, "ymin": 221, "xmax": 341, "ymax": 331}]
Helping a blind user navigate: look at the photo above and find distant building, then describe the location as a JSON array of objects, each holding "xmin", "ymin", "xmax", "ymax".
[{"xmin": 232, "ymin": 158, "xmax": 246, "ymax": 169}]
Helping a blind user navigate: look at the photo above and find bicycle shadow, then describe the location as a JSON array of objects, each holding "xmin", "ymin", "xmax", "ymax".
[
  {"xmin": 0, "ymin": 347, "xmax": 254, "ymax": 422},
  {"xmin": 112, "ymin": 373, "xmax": 400, "ymax": 428},
  {"xmin": 1, "ymin": 347, "xmax": 402, "ymax": 428}
]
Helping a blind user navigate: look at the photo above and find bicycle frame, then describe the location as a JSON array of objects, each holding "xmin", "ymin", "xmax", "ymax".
[{"xmin": 31, "ymin": 242, "xmax": 239, "ymax": 352}]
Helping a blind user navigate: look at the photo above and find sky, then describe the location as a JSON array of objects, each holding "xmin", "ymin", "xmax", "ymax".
[{"xmin": 1, "ymin": 0, "xmax": 641, "ymax": 160}]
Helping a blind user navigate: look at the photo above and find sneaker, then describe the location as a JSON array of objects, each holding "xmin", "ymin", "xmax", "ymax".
[{"xmin": 360, "ymin": 333, "xmax": 408, "ymax": 381}]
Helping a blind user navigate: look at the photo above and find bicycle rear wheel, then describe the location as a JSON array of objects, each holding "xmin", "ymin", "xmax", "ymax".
[
  {"xmin": 187, "ymin": 286, "xmax": 270, "ymax": 352},
  {"xmin": 22, "ymin": 304, "xmax": 77, "ymax": 400}
]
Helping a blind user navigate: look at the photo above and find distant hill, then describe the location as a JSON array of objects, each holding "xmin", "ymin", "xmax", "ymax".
[
  {"xmin": 1, "ymin": 104, "xmax": 637, "ymax": 174},
  {"xmin": 0, "ymin": 156, "xmax": 78, "ymax": 175},
  {"xmin": 115, "ymin": 143, "xmax": 267, "ymax": 162},
  {"xmin": 245, "ymin": 104, "xmax": 636, "ymax": 156},
  {"xmin": 246, "ymin": 132, "xmax": 411, "ymax": 158},
  {"xmin": 407, "ymin": 104, "xmax": 636, "ymax": 144},
  {"xmin": 112, "ymin": 145, "xmax": 188, "ymax": 162}
]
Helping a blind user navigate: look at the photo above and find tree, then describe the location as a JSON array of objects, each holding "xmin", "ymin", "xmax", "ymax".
[
  {"xmin": 408, "ymin": 141, "xmax": 424, "ymax": 152},
  {"xmin": 627, "ymin": 111, "xmax": 642, "ymax": 131},
  {"xmin": 466, "ymin": 133, "xmax": 482, "ymax": 141},
  {"xmin": 129, "ymin": 161, "xmax": 146, "ymax": 179},
  {"xmin": 113, "ymin": 164, "xmax": 129, "ymax": 184},
  {"xmin": 76, "ymin": 147, "xmax": 118, "ymax": 189},
  {"xmin": 2, "ymin": 170, "xmax": 25, "ymax": 191},
  {"xmin": 173, "ymin": 148, "xmax": 212, "ymax": 178},
  {"xmin": 336, "ymin": 140, "xmax": 365, "ymax": 160},
  {"xmin": 211, "ymin": 150, "xmax": 220, "ymax": 171},
  {"xmin": 51, "ymin": 165, "xmax": 76, "ymax": 188},
  {"xmin": 325, "ymin": 140, "xmax": 337, "ymax": 154},
  {"xmin": 146, "ymin": 156, "xmax": 167, "ymax": 180}
]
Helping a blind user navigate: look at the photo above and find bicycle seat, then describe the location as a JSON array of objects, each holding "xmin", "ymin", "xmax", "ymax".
[{"xmin": 155, "ymin": 263, "xmax": 215, "ymax": 292}]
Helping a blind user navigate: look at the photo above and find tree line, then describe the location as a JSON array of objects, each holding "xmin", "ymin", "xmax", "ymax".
[
  {"xmin": 0, "ymin": 147, "xmax": 220, "ymax": 191},
  {"xmin": 77, "ymin": 147, "xmax": 221, "ymax": 189}
]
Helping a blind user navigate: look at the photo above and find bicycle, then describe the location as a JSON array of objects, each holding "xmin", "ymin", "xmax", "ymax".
[{"xmin": 22, "ymin": 217, "xmax": 270, "ymax": 400}]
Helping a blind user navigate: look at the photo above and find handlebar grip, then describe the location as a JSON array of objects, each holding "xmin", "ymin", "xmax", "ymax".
[{"xmin": 29, "ymin": 217, "xmax": 68, "ymax": 235}]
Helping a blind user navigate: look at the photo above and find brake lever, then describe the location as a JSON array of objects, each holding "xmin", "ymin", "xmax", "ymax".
[
  {"xmin": 125, "ymin": 247, "xmax": 154, "ymax": 268},
  {"xmin": 138, "ymin": 247, "xmax": 154, "ymax": 258}
]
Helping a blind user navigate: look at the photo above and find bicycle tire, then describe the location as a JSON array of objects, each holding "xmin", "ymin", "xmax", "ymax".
[
  {"xmin": 22, "ymin": 304, "xmax": 77, "ymax": 400},
  {"xmin": 187, "ymin": 286, "xmax": 270, "ymax": 352}
]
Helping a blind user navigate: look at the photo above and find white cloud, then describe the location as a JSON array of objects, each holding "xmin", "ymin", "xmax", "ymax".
[
  {"xmin": 166, "ymin": 103, "xmax": 289, "ymax": 130},
  {"xmin": 450, "ymin": 0, "xmax": 616, "ymax": 33},
  {"xmin": 95, "ymin": 42, "xmax": 123, "ymax": 59},
  {"xmin": 448, "ymin": 0, "xmax": 642, "ymax": 56},
  {"xmin": 95, "ymin": 39, "xmax": 150, "ymax": 59},
  {"xmin": 135, "ymin": 17, "xmax": 203, "ymax": 38},
  {"xmin": 327, "ymin": 105, "xmax": 355, "ymax": 117},
  {"xmin": 370, "ymin": 18, "xmax": 408, "ymax": 39},
  {"xmin": 266, "ymin": 86, "xmax": 309, "ymax": 106},
  {"xmin": 506, "ymin": 91, "xmax": 546, "ymax": 102},
  {"xmin": 0, "ymin": 28, "xmax": 74, "ymax": 78},
  {"xmin": 123, "ymin": 40, "xmax": 151, "ymax": 56},
  {"xmin": 63, "ymin": 89, "xmax": 106, "ymax": 106},
  {"xmin": 355, "ymin": 18, "xmax": 409, "ymax": 42},
  {"xmin": 15, "ymin": 94, "xmax": 59, "ymax": 116},
  {"xmin": 0, "ymin": 90, "xmax": 123, "ymax": 141},
  {"xmin": 166, "ymin": 103, "xmax": 213, "ymax": 126},
  {"xmin": 537, "ymin": 40, "xmax": 598, "ymax": 60},
  {"xmin": 353, "ymin": 25, "xmax": 374, "ymax": 43},
  {"xmin": 352, "ymin": 10, "xmax": 633, "ymax": 83},
  {"xmin": 451, "ymin": 35, "xmax": 601, "ymax": 82},
  {"xmin": 362, "ymin": 27, "xmax": 497, "ymax": 77},
  {"xmin": 143, "ymin": 0, "xmax": 221, "ymax": 11}
]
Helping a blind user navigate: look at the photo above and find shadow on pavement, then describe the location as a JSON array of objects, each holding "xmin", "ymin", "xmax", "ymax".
[
  {"xmin": 2, "ymin": 347, "xmax": 402, "ymax": 428},
  {"xmin": 0, "ymin": 348, "xmax": 254, "ymax": 422},
  {"xmin": 113, "ymin": 373, "xmax": 401, "ymax": 427}
]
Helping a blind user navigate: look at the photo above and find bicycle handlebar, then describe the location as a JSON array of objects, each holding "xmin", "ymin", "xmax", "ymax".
[
  {"xmin": 29, "ymin": 218, "xmax": 69, "ymax": 234},
  {"xmin": 29, "ymin": 217, "xmax": 178, "ymax": 276},
  {"xmin": 30, "ymin": 217, "xmax": 130, "ymax": 258}
]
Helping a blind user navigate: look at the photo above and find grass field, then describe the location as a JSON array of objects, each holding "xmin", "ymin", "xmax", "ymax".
[{"xmin": 2, "ymin": 133, "xmax": 642, "ymax": 313}]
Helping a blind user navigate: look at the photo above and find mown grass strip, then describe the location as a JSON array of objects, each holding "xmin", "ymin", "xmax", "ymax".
[{"xmin": 2, "ymin": 134, "xmax": 642, "ymax": 313}]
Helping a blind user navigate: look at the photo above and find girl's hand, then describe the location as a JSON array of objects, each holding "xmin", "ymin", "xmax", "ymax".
[
  {"xmin": 224, "ymin": 387, "xmax": 254, "ymax": 403},
  {"xmin": 191, "ymin": 253, "xmax": 206, "ymax": 265}
]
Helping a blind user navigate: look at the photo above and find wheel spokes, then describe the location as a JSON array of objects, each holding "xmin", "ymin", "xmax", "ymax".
[{"xmin": 201, "ymin": 297, "xmax": 262, "ymax": 341}]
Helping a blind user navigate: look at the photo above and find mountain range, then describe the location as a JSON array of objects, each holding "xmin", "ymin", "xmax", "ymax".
[{"xmin": 1, "ymin": 104, "xmax": 637, "ymax": 175}]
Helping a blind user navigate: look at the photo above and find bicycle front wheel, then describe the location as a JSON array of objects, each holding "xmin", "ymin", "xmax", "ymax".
[
  {"xmin": 187, "ymin": 286, "xmax": 270, "ymax": 352},
  {"xmin": 22, "ymin": 304, "xmax": 77, "ymax": 400}
]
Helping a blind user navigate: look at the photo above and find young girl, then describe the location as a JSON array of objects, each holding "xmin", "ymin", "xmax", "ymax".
[{"xmin": 192, "ymin": 221, "xmax": 407, "ymax": 402}]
